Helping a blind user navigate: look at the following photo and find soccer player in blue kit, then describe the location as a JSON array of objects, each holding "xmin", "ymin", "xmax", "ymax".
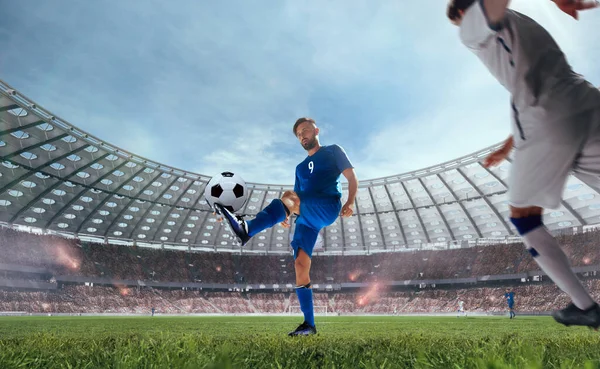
[
  {"xmin": 504, "ymin": 289, "xmax": 515, "ymax": 319},
  {"xmin": 216, "ymin": 117, "xmax": 358, "ymax": 336}
]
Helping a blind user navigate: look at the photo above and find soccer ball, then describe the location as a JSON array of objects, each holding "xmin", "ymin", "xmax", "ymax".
[{"xmin": 204, "ymin": 172, "xmax": 248, "ymax": 213}]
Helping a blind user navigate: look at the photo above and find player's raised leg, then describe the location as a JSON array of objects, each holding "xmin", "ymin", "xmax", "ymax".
[
  {"xmin": 510, "ymin": 205, "xmax": 600, "ymax": 328},
  {"xmin": 485, "ymin": 131, "xmax": 600, "ymax": 328},
  {"xmin": 550, "ymin": 108, "xmax": 600, "ymax": 328},
  {"xmin": 216, "ymin": 191, "xmax": 299, "ymax": 246}
]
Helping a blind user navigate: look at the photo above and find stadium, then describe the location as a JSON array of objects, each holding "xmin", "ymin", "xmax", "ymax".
[{"xmin": 3, "ymin": 78, "xmax": 600, "ymax": 367}]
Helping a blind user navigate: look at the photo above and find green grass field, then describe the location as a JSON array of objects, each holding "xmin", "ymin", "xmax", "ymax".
[{"xmin": 0, "ymin": 316, "xmax": 599, "ymax": 369}]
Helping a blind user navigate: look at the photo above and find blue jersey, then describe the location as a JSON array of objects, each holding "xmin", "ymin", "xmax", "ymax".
[
  {"xmin": 294, "ymin": 145, "xmax": 353, "ymax": 201},
  {"xmin": 504, "ymin": 292, "xmax": 515, "ymax": 303}
]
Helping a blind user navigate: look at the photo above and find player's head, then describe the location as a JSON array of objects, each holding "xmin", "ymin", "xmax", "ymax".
[
  {"xmin": 447, "ymin": 0, "xmax": 476, "ymax": 25},
  {"xmin": 293, "ymin": 117, "xmax": 320, "ymax": 151}
]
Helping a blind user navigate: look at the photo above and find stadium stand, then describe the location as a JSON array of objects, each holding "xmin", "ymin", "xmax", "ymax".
[
  {"xmin": 2, "ymin": 281, "xmax": 600, "ymax": 315},
  {"xmin": 3, "ymin": 83, "xmax": 600, "ymax": 316},
  {"xmin": 2, "ymin": 227, "xmax": 600, "ymax": 314},
  {"xmin": 3, "ymin": 227, "xmax": 600, "ymax": 283},
  {"xmin": 2, "ymin": 227, "xmax": 600, "ymax": 284}
]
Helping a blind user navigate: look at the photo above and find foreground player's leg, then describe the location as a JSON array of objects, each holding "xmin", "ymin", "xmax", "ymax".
[
  {"xmin": 217, "ymin": 191, "xmax": 297, "ymax": 246},
  {"xmin": 289, "ymin": 248, "xmax": 317, "ymax": 336},
  {"xmin": 510, "ymin": 206, "xmax": 600, "ymax": 328}
]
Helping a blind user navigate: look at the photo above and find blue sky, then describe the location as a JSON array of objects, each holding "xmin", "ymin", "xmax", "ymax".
[{"xmin": 1, "ymin": 0, "xmax": 599, "ymax": 184}]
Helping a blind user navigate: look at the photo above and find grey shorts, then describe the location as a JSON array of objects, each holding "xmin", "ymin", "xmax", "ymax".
[{"xmin": 509, "ymin": 108, "xmax": 600, "ymax": 209}]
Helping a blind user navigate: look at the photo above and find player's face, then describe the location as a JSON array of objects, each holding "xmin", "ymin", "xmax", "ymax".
[{"xmin": 296, "ymin": 122, "xmax": 319, "ymax": 151}]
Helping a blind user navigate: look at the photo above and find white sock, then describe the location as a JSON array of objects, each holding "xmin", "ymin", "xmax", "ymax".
[{"xmin": 523, "ymin": 226, "xmax": 595, "ymax": 310}]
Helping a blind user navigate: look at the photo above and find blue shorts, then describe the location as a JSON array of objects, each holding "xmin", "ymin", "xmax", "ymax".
[
  {"xmin": 508, "ymin": 302, "xmax": 514, "ymax": 309},
  {"xmin": 291, "ymin": 198, "xmax": 341, "ymax": 259}
]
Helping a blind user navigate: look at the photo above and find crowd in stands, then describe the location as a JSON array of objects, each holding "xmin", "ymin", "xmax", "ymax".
[
  {"xmin": 0, "ymin": 227, "xmax": 81, "ymax": 275},
  {"xmin": 2, "ymin": 280, "xmax": 600, "ymax": 315},
  {"xmin": 237, "ymin": 255, "xmax": 292, "ymax": 283},
  {"xmin": 0, "ymin": 227, "xmax": 235, "ymax": 283},
  {"xmin": 1, "ymin": 226, "xmax": 600, "ymax": 285}
]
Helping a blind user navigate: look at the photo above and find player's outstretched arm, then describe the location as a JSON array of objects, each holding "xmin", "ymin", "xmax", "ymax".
[
  {"xmin": 341, "ymin": 168, "xmax": 358, "ymax": 217},
  {"xmin": 552, "ymin": 0, "xmax": 599, "ymax": 20},
  {"xmin": 483, "ymin": 135, "xmax": 513, "ymax": 168},
  {"xmin": 482, "ymin": 0, "xmax": 511, "ymax": 24}
]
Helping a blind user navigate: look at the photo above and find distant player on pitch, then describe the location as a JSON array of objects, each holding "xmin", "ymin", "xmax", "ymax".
[
  {"xmin": 457, "ymin": 300, "xmax": 467, "ymax": 318},
  {"xmin": 504, "ymin": 289, "xmax": 515, "ymax": 319},
  {"xmin": 447, "ymin": 0, "xmax": 600, "ymax": 328},
  {"xmin": 217, "ymin": 117, "xmax": 358, "ymax": 336}
]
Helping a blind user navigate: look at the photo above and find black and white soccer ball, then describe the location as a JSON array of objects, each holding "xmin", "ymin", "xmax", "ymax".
[{"xmin": 204, "ymin": 172, "xmax": 248, "ymax": 213}]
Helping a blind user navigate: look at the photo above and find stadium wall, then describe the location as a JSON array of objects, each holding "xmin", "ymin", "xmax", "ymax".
[{"xmin": 36, "ymin": 265, "xmax": 598, "ymax": 292}]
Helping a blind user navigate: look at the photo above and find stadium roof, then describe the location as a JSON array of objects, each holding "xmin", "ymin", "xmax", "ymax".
[{"xmin": 2, "ymin": 79, "xmax": 600, "ymax": 254}]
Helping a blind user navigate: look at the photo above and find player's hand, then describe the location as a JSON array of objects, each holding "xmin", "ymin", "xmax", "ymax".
[
  {"xmin": 280, "ymin": 217, "xmax": 291, "ymax": 228},
  {"xmin": 553, "ymin": 0, "xmax": 599, "ymax": 20},
  {"xmin": 340, "ymin": 202, "xmax": 354, "ymax": 217},
  {"xmin": 483, "ymin": 148, "xmax": 509, "ymax": 168}
]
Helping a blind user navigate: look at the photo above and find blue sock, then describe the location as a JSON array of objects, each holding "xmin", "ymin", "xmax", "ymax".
[
  {"xmin": 296, "ymin": 286, "xmax": 315, "ymax": 327},
  {"xmin": 247, "ymin": 199, "xmax": 288, "ymax": 237}
]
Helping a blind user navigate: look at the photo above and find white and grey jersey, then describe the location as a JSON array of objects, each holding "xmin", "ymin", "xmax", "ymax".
[{"xmin": 460, "ymin": 1, "xmax": 600, "ymax": 144}]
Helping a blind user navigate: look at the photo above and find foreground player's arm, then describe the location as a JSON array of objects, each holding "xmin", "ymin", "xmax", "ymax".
[
  {"xmin": 483, "ymin": 135, "xmax": 513, "ymax": 168},
  {"xmin": 481, "ymin": 0, "xmax": 511, "ymax": 24},
  {"xmin": 341, "ymin": 168, "xmax": 358, "ymax": 217},
  {"xmin": 459, "ymin": 1, "xmax": 507, "ymax": 49},
  {"xmin": 552, "ymin": 0, "xmax": 599, "ymax": 20}
]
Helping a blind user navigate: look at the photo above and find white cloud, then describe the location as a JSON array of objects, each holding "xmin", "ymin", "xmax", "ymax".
[
  {"xmin": 193, "ymin": 125, "xmax": 301, "ymax": 185},
  {"xmin": 357, "ymin": 72, "xmax": 509, "ymax": 179},
  {"xmin": 355, "ymin": 0, "xmax": 600, "ymax": 180}
]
